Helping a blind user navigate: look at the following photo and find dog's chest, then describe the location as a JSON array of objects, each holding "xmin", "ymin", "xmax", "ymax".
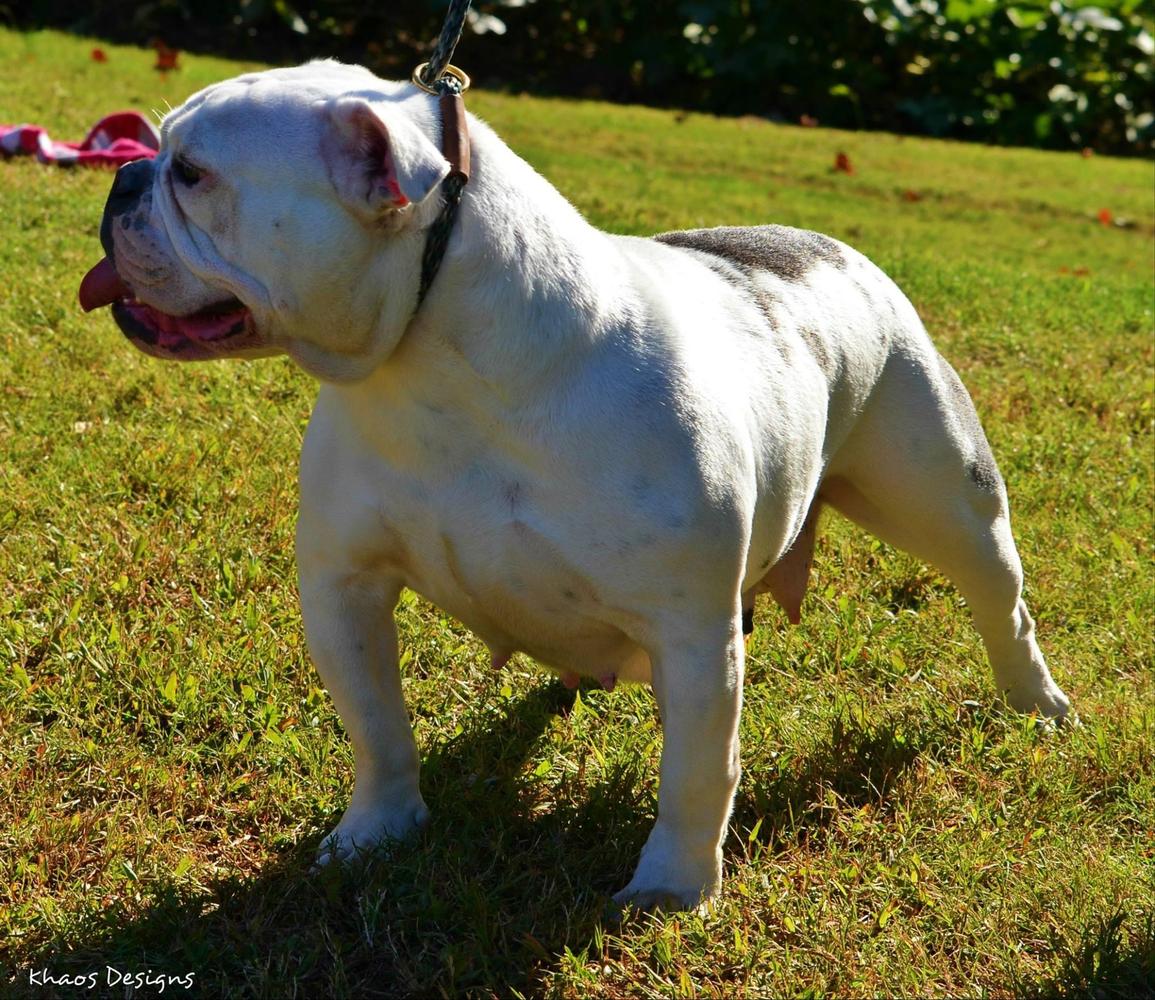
[
  {"xmin": 397, "ymin": 476, "xmax": 643, "ymax": 670},
  {"xmin": 303, "ymin": 404, "xmax": 641, "ymax": 671}
]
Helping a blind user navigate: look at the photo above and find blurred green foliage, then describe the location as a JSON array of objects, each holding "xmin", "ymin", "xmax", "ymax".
[{"xmin": 8, "ymin": 0, "xmax": 1153, "ymax": 154}]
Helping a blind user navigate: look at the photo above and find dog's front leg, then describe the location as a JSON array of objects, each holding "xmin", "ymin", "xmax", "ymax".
[
  {"xmin": 615, "ymin": 614, "xmax": 744, "ymax": 911},
  {"xmin": 299, "ymin": 569, "xmax": 429, "ymax": 865}
]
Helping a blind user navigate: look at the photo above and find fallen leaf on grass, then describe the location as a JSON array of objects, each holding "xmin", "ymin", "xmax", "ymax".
[
  {"xmin": 153, "ymin": 40, "xmax": 180, "ymax": 72},
  {"xmin": 834, "ymin": 151, "xmax": 854, "ymax": 174},
  {"xmin": 1098, "ymin": 208, "xmax": 1113, "ymax": 226},
  {"xmin": 91, "ymin": 48, "xmax": 108, "ymax": 63},
  {"xmin": 902, "ymin": 189, "xmax": 922, "ymax": 202}
]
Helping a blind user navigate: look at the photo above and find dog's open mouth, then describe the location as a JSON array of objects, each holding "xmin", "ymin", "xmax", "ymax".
[{"xmin": 79, "ymin": 257, "xmax": 258, "ymax": 359}]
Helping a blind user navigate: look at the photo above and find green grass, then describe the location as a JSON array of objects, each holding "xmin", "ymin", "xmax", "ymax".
[{"xmin": 2, "ymin": 27, "xmax": 1153, "ymax": 999}]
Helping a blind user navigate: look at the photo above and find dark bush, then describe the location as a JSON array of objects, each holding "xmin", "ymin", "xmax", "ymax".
[{"xmin": 8, "ymin": 0, "xmax": 1153, "ymax": 154}]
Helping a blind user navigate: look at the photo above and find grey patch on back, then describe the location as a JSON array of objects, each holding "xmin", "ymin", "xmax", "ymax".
[
  {"xmin": 936, "ymin": 354, "xmax": 1004, "ymax": 497},
  {"xmin": 654, "ymin": 225, "xmax": 847, "ymax": 382},
  {"xmin": 797, "ymin": 326, "xmax": 835, "ymax": 379},
  {"xmin": 654, "ymin": 225, "xmax": 844, "ymax": 283},
  {"xmin": 660, "ymin": 241, "xmax": 775, "ymax": 310}
]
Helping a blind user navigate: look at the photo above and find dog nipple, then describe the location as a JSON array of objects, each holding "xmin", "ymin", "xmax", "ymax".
[{"xmin": 599, "ymin": 673, "xmax": 617, "ymax": 692}]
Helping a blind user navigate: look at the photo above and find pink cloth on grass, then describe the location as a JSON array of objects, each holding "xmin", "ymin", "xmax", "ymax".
[{"xmin": 0, "ymin": 111, "xmax": 159, "ymax": 167}]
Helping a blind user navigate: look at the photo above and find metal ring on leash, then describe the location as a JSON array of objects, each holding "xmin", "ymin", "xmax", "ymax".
[
  {"xmin": 411, "ymin": 0, "xmax": 475, "ymax": 309},
  {"xmin": 411, "ymin": 62, "xmax": 472, "ymax": 96},
  {"xmin": 415, "ymin": 0, "xmax": 474, "ymax": 92}
]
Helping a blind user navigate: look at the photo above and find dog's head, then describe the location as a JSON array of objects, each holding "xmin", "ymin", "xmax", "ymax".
[{"xmin": 80, "ymin": 61, "xmax": 450, "ymax": 381}]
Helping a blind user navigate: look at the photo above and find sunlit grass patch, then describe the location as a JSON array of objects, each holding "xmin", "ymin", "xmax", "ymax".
[{"xmin": 2, "ymin": 27, "xmax": 1152, "ymax": 999}]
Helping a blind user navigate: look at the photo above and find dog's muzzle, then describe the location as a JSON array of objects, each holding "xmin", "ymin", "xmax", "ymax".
[
  {"xmin": 79, "ymin": 159, "xmax": 260, "ymax": 361},
  {"xmin": 79, "ymin": 160, "xmax": 153, "ymax": 311}
]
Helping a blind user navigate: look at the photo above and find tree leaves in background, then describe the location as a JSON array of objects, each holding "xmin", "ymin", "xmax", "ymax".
[{"xmin": 9, "ymin": 0, "xmax": 1152, "ymax": 154}]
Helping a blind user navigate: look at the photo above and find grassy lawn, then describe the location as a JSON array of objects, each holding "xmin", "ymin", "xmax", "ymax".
[{"xmin": 2, "ymin": 27, "xmax": 1153, "ymax": 998}]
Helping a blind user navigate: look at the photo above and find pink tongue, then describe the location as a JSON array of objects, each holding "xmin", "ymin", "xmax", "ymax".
[{"xmin": 79, "ymin": 257, "xmax": 129, "ymax": 312}]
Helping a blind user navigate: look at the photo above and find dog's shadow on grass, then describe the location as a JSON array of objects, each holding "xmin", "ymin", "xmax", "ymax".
[
  {"xmin": 730, "ymin": 706, "xmax": 925, "ymax": 853},
  {"xmin": 1027, "ymin": 908, "xmax": 1155, "ymax": 1000},
  {"xmin": 26, "ymin": 686, "xmax": 955, "ymax": 996},
  {"xmin": 22, "ymin": 683, "xmax": 645, "ymax": 996}
]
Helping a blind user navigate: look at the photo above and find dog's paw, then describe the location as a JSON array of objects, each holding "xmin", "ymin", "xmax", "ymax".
[
  {"xmin": 610, "ymin": 885, "xmax": 709, "ymax": 916},
  {"xmin": 612, "ymin": 829, "xmax": 722, "ymax": 914},
  {"xmin": 1005, "ymin": 681, "xmax": 1074, "ymax": 729},
  {"xmin": 1034, "ymin": 707, "xmax": 1081, "ymax": 734},
  {"xmin": 314, "ymin": 798, "xmax": 430, "ymax": 868}
]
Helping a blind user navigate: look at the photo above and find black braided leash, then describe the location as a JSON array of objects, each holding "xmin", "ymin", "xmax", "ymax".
[
  {"xmin": 419, "ymin": 0, "xmax": 472, "ymax": 91},
  {"xmin": 413, "ymin": 0, "xmax": 474, "ymax": 308}
]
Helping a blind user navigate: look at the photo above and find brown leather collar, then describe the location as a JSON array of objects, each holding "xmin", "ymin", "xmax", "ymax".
[{"xmin": 416, "ymin": 91, "xmax": 471, "ymax": 307}]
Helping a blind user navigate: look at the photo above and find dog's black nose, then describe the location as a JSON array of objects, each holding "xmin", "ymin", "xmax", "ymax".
[
  {"xmin": 108, "ymin": 158, "xmax": 153, "ymax": 208},
  {"xmin": 99, "ymin": 158, "xmax": 155, "ymax": 260}
]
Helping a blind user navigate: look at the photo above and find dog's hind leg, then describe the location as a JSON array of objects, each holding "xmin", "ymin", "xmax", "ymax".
[{"xmin": 823, "ymin": 350, "xmax": 1071, "ymax": 721}]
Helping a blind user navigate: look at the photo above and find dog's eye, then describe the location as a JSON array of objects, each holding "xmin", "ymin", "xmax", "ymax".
[{"xmin": 172, "ymin": 156, "xmax": 205, "ymax": 187}]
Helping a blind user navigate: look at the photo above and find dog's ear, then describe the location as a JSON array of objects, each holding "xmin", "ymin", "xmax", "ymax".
[{"xmin": 324, "ymin": 97, "xmax": 448, "ymax": 218}]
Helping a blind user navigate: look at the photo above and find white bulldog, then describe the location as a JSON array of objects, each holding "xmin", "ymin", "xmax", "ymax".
[{"xmin": 80, "ymin": 61, "xmax": 1071, "ymax": 910}]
